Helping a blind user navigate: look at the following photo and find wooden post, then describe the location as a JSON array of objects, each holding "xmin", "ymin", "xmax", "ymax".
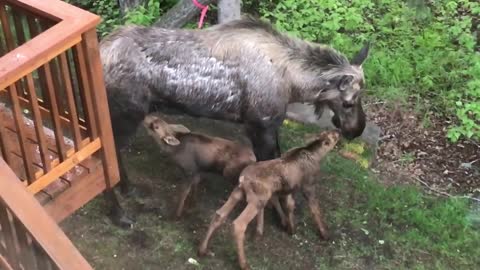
[{"xmin": 80, "ymin": 29, "xmax": 120, "ymax": 190}]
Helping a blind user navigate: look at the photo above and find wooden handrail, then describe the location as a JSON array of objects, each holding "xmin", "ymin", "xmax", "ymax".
[
  {"xmin": 0, "ymin": 0, "xmax": 101, "ymax": 90},
  {"xmin": 0, "ymin": 157, "xmax": 93, "ymax": 269}
]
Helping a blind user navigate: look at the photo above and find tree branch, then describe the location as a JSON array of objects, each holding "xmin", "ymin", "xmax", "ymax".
[{"xmin": 153, "ymin": 0, "xmax": 216, "ymax": 28}]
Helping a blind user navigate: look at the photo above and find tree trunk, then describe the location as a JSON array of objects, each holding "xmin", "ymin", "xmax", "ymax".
[
  {"xmin": 153, "ymin": 0, "xmax": 215, "ymax": 28},
  {"xmin": 217, "ymin": 0, "xmax": 241, "ymax": 24},
  {"xmin": 118, "ymin": 0, "xmax": 145, "ymax": 15}
]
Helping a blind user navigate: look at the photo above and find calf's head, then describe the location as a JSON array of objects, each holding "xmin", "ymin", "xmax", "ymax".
[{"xmin": 143, "ymin": 115, "xmax": 191, "ymax": 146}]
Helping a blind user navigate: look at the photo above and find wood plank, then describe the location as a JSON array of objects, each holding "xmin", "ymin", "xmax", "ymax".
[
  {"xmin": 12, "ymin": 219, "xmax": 38, "ymax": 270},
  {"xmin": 58, "ymin": 52, "xmax": 82, "ymax": 150},
  {"xmin": 44, "ymin": 164, "xmax": 105, "ymax": 223},
  {"xmin": 39, "ymin": 60, "xmax": 67, "ymax": 162},
  {"xmin": 7, "ymin": 84, "xmax": 36, "ymax": 183},
  {"xmin": 25, "ymin": 74, "xmax": 51, "ymax": 173},
  {"xmin": 0, "ymin": 0, "xmax": 102, "ymax": 90},
  {"xmin": 0, "ymin": 3, "xmax": 26, "ymax": 99},
  {"xmin": 72, "ymin": 43, "xmax": 97, "ymax": 139},
  {"xmin": 0, "ymin": 207, "xmax": 19, "ymax": 270},
  {"xmin": 82, "ymin": 30, "xmax": 121, "ymax": 190},
  {"xmin": 0, "ymin": 88, "xmax": 88, "ymax": 133},
  {"xmin": 26, "ymin": 138, "xmax": 101, "ymax": 194},
  {"xmin": 0, "ymin": 157, "xmax": 94, "ymax": 270},
  {"xmin": 0, "ymin": 254, "xmax": 14, "ymax": 270},
  {"xmin": 0, "ymin": 112, "xmax": 13, "ymax": 165}
]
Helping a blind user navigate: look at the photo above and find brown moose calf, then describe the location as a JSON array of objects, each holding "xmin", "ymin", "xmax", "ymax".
[
  {"xmin": 198, "ymin": 130, "xmax": 340, "ymax": 270},
  {"xmin": 143, "ymin": 114, "xmax": 257, "ymax": 218}
]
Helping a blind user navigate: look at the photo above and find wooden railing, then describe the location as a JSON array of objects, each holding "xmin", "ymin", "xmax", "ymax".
[
  {"xmin": 0, "ymin": 158, "xmax": 93, "ymax": 270},
  {"xmin": 0, "ymin": 0, "xmax": 119, "ymax": 211}
]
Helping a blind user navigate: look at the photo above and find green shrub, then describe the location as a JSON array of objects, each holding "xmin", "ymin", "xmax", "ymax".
[{"xmin": 257, "ymin": 0, "xmax": 479, "ymax": 142}]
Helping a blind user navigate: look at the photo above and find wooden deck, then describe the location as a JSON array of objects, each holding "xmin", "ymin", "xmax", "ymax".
[{"xmin": 0, "ymin": 102, "xmax": 108, "ymax": 222}]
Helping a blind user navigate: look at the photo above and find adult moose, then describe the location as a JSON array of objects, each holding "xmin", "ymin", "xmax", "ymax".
[{"xmin": 99, "ymin": 16, "xmax": 370, "ymax": 226}]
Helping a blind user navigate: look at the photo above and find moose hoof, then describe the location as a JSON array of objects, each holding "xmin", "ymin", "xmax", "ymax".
[
  {"xmin": 320, "ymin": 230, "xmax": 330, "ymax": 241},
  {"xmin": 110, "ymin": 211, "xmax": 135, "ymax": 229},
  {"xmin": 197, "ymin": 247, "xmax": 208, "ymax": 257}
]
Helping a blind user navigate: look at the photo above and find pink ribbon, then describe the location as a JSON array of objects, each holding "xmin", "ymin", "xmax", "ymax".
[{"xmin": 192, "ymin": 0, "xmax": 209, "ymax": 29}]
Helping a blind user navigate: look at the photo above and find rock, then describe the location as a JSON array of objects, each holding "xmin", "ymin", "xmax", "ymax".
[{"xmin": 286, "ymin": 102, "xmax": 382, "ymax": 148}]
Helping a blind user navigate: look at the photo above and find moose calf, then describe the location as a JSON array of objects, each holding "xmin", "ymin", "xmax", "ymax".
[
  {"xmin": 143, "ymin": 114, "xmax": 257, "ymax": 218},
  {"xmin": 198, "ymin": 130, "xmax": 340, "ymax": 270}
]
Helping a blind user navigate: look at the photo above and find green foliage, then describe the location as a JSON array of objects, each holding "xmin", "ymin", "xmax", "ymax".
[
  {"xmin": 258, "ymin": 0, "xmax": 480, "ymax": 142},
  {"xmin": 64, "ymin": 0, "xmax": 122, "ymax": 37},
  {"xmin": 124, "ymin": 0, "xmax": 162, "ymax": 26}
]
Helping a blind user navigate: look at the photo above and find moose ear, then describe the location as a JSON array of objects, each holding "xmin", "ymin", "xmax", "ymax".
[
  {"xmin": 163, "ymin": 135, "xmax": 181, "ymax": 146},
  {"xmin": 168, "ymin": 124, "xmax": 190, "ymax": 133},
  {"xmin": 338, "ymin": 74, "xmax": 354, "ymax": 91},
  {"xmin": 351, "ymin": 42, "xmax": 370, "ymax": 66}
]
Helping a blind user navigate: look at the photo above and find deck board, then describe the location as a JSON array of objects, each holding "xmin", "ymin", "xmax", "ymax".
[{"xmin": 0, "ymin": 102, "xmax": 103, "ymax": 214}]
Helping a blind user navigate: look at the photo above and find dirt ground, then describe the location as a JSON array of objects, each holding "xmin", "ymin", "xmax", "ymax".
[
  {"xmin": 59, "ymin": 114, "xmax": 389, "ymax": 270},
  {"xmin": 59, "ymin": 109, "xmax": 480, "ymax": 270}
]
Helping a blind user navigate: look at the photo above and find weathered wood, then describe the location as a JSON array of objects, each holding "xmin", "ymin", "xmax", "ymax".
[
  {"xmin": 72, "ymin": 43, "xmax": 98, "ymax": 138},
  {"xmin": 0, "ymin": 0, "xmax": 100, "ymax": 90},
  {"xmin": 58, "ymin": 52, "xmax": 82, "ymax": 150},
  {"xmin": 81, "ymin": 30, "xmax": 120, "ymax": 189},
  {"xmin": 154, "ymin": 0, "xmax": 215, "ymax": 28},
  {"xmin": 25, "ymin": 73, "xmax": 51, "ymax": 173},
  {"xmin": 40, "ymin": 61, "xmax": 68, "ymax": 162},
  {"xmin": 26, "ymin": 138, "xmax": 101, "ymax": 194},
  {"xmin": 0, "ymin": 158, "xmax": 94, "ymax": 270},
  {"xmin": 43, "ymin": 164, "xmax": 105, "ymax": 223},
  {"xmin": 0, "ymin": 207, "xmax": 19, "ymax": 270},
  {"xmin": 8, "ymin": 83, "xmax": 36, "ymax": 183}
]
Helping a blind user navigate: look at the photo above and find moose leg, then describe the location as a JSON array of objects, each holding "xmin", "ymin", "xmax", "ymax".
[
  {"xmin": 269, "ymin": 194, "xmax": 288, "ymax": 228},
  {"xmin": 302, "ymin": 187, "xmax": 329, "ymax": 240},
  {"xmin": 245, "ymin": 123, "xmax": 281, "ymax": 161},
  {"xmin": 233, "ymin": 202, "xmax": 261, "ymax": 270},
  {"xmin": 198, "ymin": 187, "xmax": 244, "ymax": 256},
  {"xmin": 104, "ymin": 106, "xmax": 145, "ymax": 227},
  {"xmin": 176, "ymin": 173, "xmax": 201, "ymax": 218}
]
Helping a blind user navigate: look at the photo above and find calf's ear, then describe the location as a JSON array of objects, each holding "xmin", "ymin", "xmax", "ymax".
[
  {"xmin": 169, "ymin": 124, "xmax": 190, "ymax": 133},
  {"xmin": 163, "ymin": 136, "xmax": 181, "ymax": 146}
]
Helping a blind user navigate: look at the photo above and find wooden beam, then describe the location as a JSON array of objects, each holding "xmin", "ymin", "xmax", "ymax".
[
  {"xmin": 0, "ymin": 157, "xmax": 94, "ymax": 269},
  {"xmin": 26, "ymin": 138, "xmax": 101, "ymax": 194}
]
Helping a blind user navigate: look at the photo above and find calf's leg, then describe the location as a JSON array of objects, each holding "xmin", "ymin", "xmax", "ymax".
[
  {"xmin": 233, "ymin": 202, "xmax": 261, "ymax": 270},
  {"xmin": 198, "ymin": 187, "xmax": 244, "ymax": 256},
  {"xmin": 302, "ymin": 187, "xmax": 329, "ymax": 240},
  {"xmin": 176, "ymin": 173, "xmax": 201, "ymax": 218},
  {"xmin": 284, "ymin": 194, "xmax": 296, "ymax": 235}
]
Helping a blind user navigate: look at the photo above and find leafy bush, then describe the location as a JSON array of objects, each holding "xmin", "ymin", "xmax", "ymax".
[{"xmin": 255, "ymin": 0, "xmax": 479, "ymax": 142}]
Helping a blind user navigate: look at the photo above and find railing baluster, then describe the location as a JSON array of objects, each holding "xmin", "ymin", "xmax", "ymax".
[
  {"xmin": 26, "ymin": 16, "xmax": 49, "ymax": 107},
  {"xmin": 25, "ymin": 74, "xmax": 51, "ymax": 173},
  {"xmin": 0, "ymin": 114, "xmax": 13, "ymax": 165},
  {"xmin": 41, "ymin": 62, "xmax": 67, "ymax": 162},
  {"xmin": 72, "ymin": 43, "xmax": 98, "ymax": 139},
  {"xmin": 58, "ymin": 53, "xmax": 82, "ymax": 150},
  {"xmin": 0, "ymin": 207, "xmax": 19, "ymax": 270},
  {"xmin": 8, "ymin": 84, "xmax": 36, "ymax": 183},
  {"xmin": 0, "ymin": 4, "xmax": 25, "ymax": 98},
  {"xmin": 12, "ymin": 219, "xmax": 38, "ymax": 270},
  {"xmin": 82, "ymin": 30, "xmax": 120, "ymax": 189}
]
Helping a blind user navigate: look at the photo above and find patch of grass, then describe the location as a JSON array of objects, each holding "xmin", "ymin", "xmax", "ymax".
[
  {"xmin": 280, "ymin": 121, "xmax": 480, "ymax": 269},
  {"xmin": 62, "ymin": 119, "xmax": 479, "ymax": 270}
]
